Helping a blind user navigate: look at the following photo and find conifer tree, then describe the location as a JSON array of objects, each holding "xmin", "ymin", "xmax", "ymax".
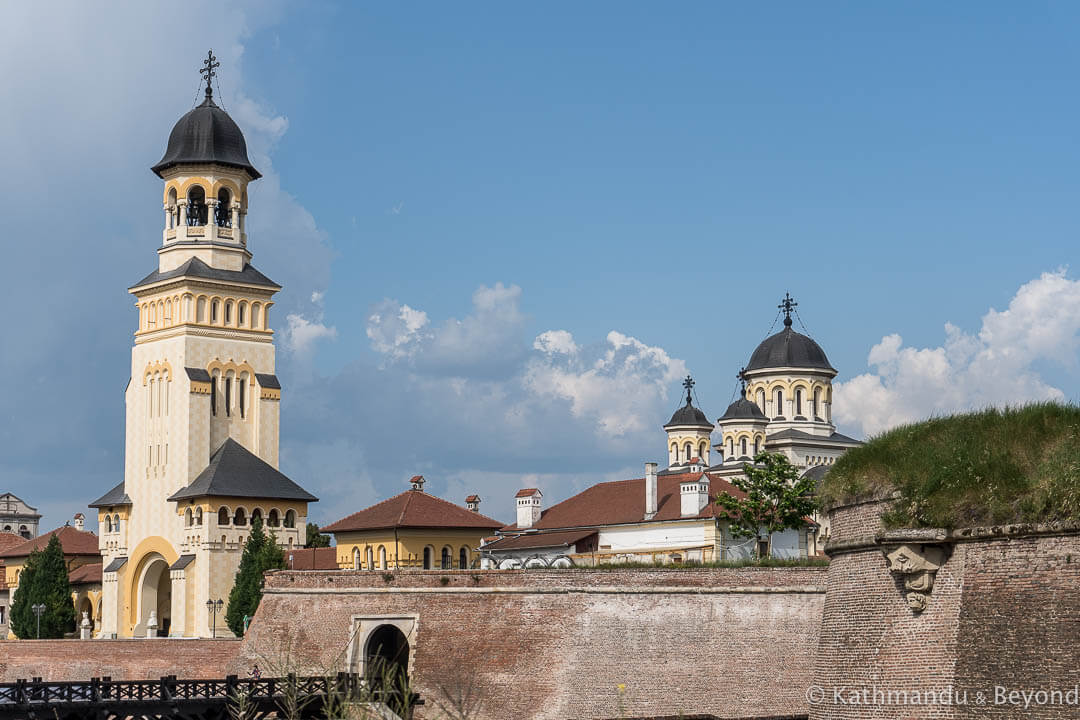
[
  {"xmin": 226, "ymin": 517, "xmax": 286, "ymax": 636},
  {"xmin": 10, "ymin": 534, "xmax": 76, "ymax": 639}
]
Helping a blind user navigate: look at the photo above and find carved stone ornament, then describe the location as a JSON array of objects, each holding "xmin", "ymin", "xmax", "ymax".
[{"xmin": 883, "ymin": 544, "xmax": 948, "ymax": 612}]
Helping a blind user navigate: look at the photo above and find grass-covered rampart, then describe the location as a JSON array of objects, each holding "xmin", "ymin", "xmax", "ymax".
[{"xmin": 820, "ymin": 403, "xmax": 1080, "ymax": 529}]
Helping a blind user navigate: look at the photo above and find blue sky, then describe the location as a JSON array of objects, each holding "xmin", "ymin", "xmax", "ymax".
[{"xmin": 1, "ymin": 2, "xmax": 1078, "ymax": 530}]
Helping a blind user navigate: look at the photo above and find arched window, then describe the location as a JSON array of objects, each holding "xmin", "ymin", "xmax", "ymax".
[
  {"xmin": 459, "ymin": 547, "xmax": 468, "ymax": 570},
  {"xmin": 672, "ymin": 443, "xmax": 679, "ymax": 462},
  {"xmin": 113, "ymin": 515, "xmax": 120, "ymax": 533},
  {"xmin": 727, "ymin": 437, "xmax": 734, "ymax": 457},
  {"xmin": 284, "ymin": 509, "xmax": 296, "ymax": 528},
  {"xmin": 251, "ymin": 303, "xmax": 261, "ymax": 329},
  {"xmin": 379, "ymin": 546, "xmax": 387, "ymax": 569},
  {"xmin": 250, "ymin": 508, "xmax": 262, "ymax": 526},
  {"xmin": 268, "ymin": 509, "xmax": 280, "ymax": 527},
  {"xmin": 741, "ymin": 438, "xmax": 748, "ymax": 457},
  {"xmin": 757, "ymin": 388, "xmax": 765, "ymax": 412},
  {"xmin": 210, "ymin": 374, "xmax": 218, "ymax": 416},
  {"xmin": 225, "ymin": 374, "xmax": 232, "ymax": 417},
  {"xmin": 187, "ymin": 186, "xmax": 207, "ymax": 226},
  {"xmin": 238, "ymin": 302, "xmax": 247, "ymax": 327},
  {"xmin": 699, "ymin": 441, "xmax": 708, "ymax": 460},
  {"xmin": 224, "ymin": 301, "xmax": 233, "ymax": 325},
  {"xmin": 185, "ymin": 508, "xmax": 193, "ymax": 527},
  {"xmin": 684, "ymin": 442, "xmax": 692, "ymax": 461},
  {"xmin": 423, "ymin": 547, "xmax": 432, "ymax": 570},
  {"xmin": 197, "ymin": 297, "xmax": 207, "ymax": 323},
  {"xmin": 352, "ymin": 547, "xmax": 361, "ymax": 570},
  {"xmin": 104, "ymin": 516, "xmax": 112, "ymax": 533},
  {"xmin": 167, "ymin": 188, "xmax": 178, "ymax": 229},
  {"xmin": 233, "ymin": 507, "xmax": 247, "ymax": 526},
  {"xmin": 216, "ymin": 188, "xmax": 232, "ymax": 226},
  {"xmin": 753, "ymin": 437, "xmax": 761, "ymax": 455},
  {"xmin": 813, "ymin": 388, "xmax": 821, "ymax": 419},
  {"xmin": 238, "ymin": 375, "xmax": 246, "ymax": 419},
  {"xmin": 441, "ymin": 547, "xmax": 452, "ymax": 570},
  {"xmin": 195, "ymin": 508, "xmax": 203, "ymax": 526},
  {"xmin": 164, "ymin": 299, "xmax": 172, "ymax": 326},
  {"xmin": 211, "ymin": 299, "xmax": 220, "ymax": 324},
  {"xmin": 366, "ymin": 547, "xmax": 374, "ymax": 571},
  {"xmin": 775, "ymin": 389, "xmax": 784, "ymax": 418},
  {"xmin": 796, "ymin": 388, "xmax": 804, "ymax": 417},
  {"xmin": 218, "ymin": 507, "xmax": 230, "ymax": 525}
]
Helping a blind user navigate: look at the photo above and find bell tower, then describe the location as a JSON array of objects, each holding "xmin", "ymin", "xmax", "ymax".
[{"xmin": 90, "ymin": 52, "xmax": 316, "ymax": 639}]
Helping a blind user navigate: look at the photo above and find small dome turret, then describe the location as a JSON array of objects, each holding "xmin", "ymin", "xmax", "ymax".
[{"xmin": 720, "ymin": 397, "xmax": 767, "ymax": 421}]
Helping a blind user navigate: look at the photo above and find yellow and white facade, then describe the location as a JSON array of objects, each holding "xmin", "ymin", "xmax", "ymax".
[{"xmin": 90, "ymin": 75, "xmax": 314, "ymax": 638}]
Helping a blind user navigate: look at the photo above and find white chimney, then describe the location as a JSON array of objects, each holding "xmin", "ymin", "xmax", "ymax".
[
  {"xmin": 515, "ymin": 488, "xmax": 543, "ymax": 528},
  {"xmin": 73, "ymin": 513, "xmax": 85, "ymax": 531},
  {"xmin": 644, "ymin": 463, "xmax": 658, "ymax": 519},
  {"xmin": 680, "ymin": 476, "xmax": 710, "ymax": 517},
  {"xmin": 465, "ymin": 495, "xmax": 481, "ymax": 512}
]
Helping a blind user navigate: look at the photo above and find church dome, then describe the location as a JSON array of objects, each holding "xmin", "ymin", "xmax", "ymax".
[
  {"xmin": 152, "ymin": 95, "xmax": 260, "ymax": 179},
  {"xmin": 719, "ymin": 397, "xmax": 767, "ymax": 421},
  {"xmin": 664, "ymin": 400, "xmax": 712, "ymax": 429},
  {"xmin": 746, "ymin": 324, "xmax": 834, "ymax": 373}
]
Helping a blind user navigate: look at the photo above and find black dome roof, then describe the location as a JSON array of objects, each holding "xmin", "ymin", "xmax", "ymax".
[
  {"xmin": 720, "ymin": 397, "xmax": 767, "ymax": 421},
  {"xmin": 152, "ymin": 95, "xmax": 260, "ymax": 179},
  {"xmin": 746, "ymin": 324, "xmax": 834, "ymax": 373},
  {"xmin": 664, "ymin": 400, "xmax": 712, "ymax": 429}
]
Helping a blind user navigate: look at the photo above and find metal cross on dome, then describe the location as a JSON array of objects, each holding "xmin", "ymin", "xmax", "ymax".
[
  {"xmin": 779, "ymin": 292, "xmax": 798, "ymax": 326},
  {"xmin": 682, "ymin": 375, "xmax": 695, "ymax": 404},
  {"xmin": 200, "ymin": 50, "xmax": 220, "ymax": 98}
]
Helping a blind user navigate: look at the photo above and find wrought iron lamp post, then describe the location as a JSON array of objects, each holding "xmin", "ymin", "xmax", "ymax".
[
  {"xmin": 31, "ymin": 603, "xmax": 46, "ymax": 639},
  {"xmin": 206, "ymin": 598, "xmax": 223, "ymax": 639}
]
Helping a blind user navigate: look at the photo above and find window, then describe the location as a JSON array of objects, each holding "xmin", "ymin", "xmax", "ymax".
[
  {"xmin": 197, "ymin": 297, "xmax": 207, "ymax": 323},
  {"xmin": 238, "ymin": 303, "xmax": 246, "ymax": 326},
  {"xmin": 210, "ymin": 376, "xmax": 217, "ymax": 416},
  {"xmin": 366, "ymin": 547, "xmax": 374, "ymax": 571},
  {"xmin": 353, "ymin": 548, "xmax": 361, "ymax": 570},
  {"xmin": 252, "ymin": 303, "xmax": 261, "ymax": 329},
  {"xmin": 113, "ymin": 515, "xmax": 120, "ymax": 533},
  {"xmin": 775, "ymin": 389, "xmax": 784, "ymax": 418},
  {"xmin": 187, "ymin": 186, "xmax": 207, "ymax": 226},
  {"xmin": 224, "ymin": 301, "xmax": 232, "ymax": 325},
  {"xmin": 757, "ymin": 388, "xmax": 765, "ymax": 412},
  {"xmin": 753, "ymin": 437, "xmax": 760, "ymax": 455},
  {"xmin": 813, "ymin": 388, "xmax": 821, "ymax": 419},
  {"xmin": 225, "ymin": 377, "xmax": 232, "ymax": 417},
  {"xmin": 268, "ymin": 509, "xmax": 280, "ymax": 527},
  {"xmin": 185, "ymin": 508, "xmax": 192, "ymax": 527},
  {"xmin": 284, "ymin": 509, "xmax": 296, "ymax": 528},
  {"xmin": 741, "ymin": 438, "xmax": 747, "ymax": 456},
  {"xmin": 672, "ymin": 443, "xmax": 679, "ymax": 462},
  {"xmin": 0, "ymin": 606, "xmax": 5, "ymax": 625},
  {"xmin": 684, "ymin": 442, "xmax": 692, "ymax": 461},
  {"xmin": 218, "ymin": 507, "xmax": 230, "ymax": 525},
  {"xmin": 423, "ymin": 547, "xmax": 432, "ymax": 570},
  {"xmin": 104, "ymin": 516, "xmax": 112, "ymax": 533},
  {"xmin": 216, "ymin": 188, "xmax": 232, "ymax": 226},
  {"xmin": 459, "ymin": 547, "xmax": 468, "ymax": 570},
  {"xmin": 699, "ymin": 441, "xmax": 708, "ymax": 460},
  {"xmin": 796, "ymin": 389, "xmax": 803, "ymax": 417},
  {"xmin": 195, "ymin": 508, "xmax": 203, "ymax": 526},
  {"xmin": 727, "ymin": 438, "xmax": 734, "ymax": 457},
  {"xmin": 251, "ymin": 508, "xmax": 262, "ymax": 526},
  {"xmin": 238, "ymin": 377, "xmax": 246, "ymax": 419},
  {"xmin": 441, "ymin": 547, "xmax": 452, "ymax": 570},
  {"xmin": 211, "ymin": 300, "xmax": 219, "ymax": 323},
  {"xmin": 233, "ymin": 508, "xmax": 246, "ymax": 526},
  {"xmin": 379, "ymin": 546, "xmax": 387, "ymax": 570}
]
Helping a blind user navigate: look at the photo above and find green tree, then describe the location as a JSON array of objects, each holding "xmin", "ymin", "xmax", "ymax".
[
  {"xmin": 715, "ymin": 452, "xmax": 818, "ymax": 558},
  {"xmin": 226, "ymin": 517, "xmax": 286, "ymax": 636},
  {"xmin": 305, "ymin": 522, "xmax": 330, "ymax": 548},
  {"xmin": 10, "ymin": 534, "xmax": 76, "ymax": 639}
]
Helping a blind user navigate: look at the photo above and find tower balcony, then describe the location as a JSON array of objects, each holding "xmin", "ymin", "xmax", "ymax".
[{"xmin": 163, "ymin": 199, "xmax": 245, "ymax": 247}]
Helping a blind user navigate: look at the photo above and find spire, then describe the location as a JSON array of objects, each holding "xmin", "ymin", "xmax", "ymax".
[
  {"xmin": 779, "ymin": 292, "xmax": 797, "ymax": 328},
  {"xmin": 682, "ymin": 375, "xmax": 695, "ymax": 405},
  {"xmin": 200, "ymin": 49, "xmax": 220, "ymax": 102}
]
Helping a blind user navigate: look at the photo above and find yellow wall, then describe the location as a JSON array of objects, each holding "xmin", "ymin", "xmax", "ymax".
[{"xmin": 332, "ymin": 528, "xmax": 488, "ymax": 570}]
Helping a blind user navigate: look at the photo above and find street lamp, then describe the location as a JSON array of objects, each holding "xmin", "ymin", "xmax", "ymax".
[
  {"xmin": 31, "ymin": 603, "xmax": 46, "ymax": 639},
  {"xmin": 206, "ymin": 598, "xmax": 223, "ymax": 639}
]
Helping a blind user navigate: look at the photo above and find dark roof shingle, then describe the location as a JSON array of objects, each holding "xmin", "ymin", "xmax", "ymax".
[
  {"xmin": 131, "ymin": 256, "xmax": 279, "ymax": 292},
  {"xmin": 89, "ymin": 482, "xmax": 132, "ymax": 508},
  {"xmin": 168, "ymin": 438, "xmax": 317, "ymax": 502}
]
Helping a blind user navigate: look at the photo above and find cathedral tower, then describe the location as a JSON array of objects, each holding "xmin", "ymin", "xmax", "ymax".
[{"xmin": 90, "ymin": 53, "xmax": 316, "ymax": 639}]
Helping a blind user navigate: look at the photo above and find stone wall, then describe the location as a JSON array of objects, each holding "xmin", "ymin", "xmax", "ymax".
[
  {"xmin": 239, "ymin": 567, "xmax": 826, "ymax": 720},
  {"xmin": 812, "ymin": 498, "xmax": 1080, "ymax": 720},
  {"xmin": 0, "ymin": 638, "xmax": 240, "ymax": 682}
]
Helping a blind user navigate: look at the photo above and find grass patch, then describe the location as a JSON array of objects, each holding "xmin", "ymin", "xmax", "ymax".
[{"xmin": 820, "ymin": 403, "xmax": 1080, "ymax": 529}]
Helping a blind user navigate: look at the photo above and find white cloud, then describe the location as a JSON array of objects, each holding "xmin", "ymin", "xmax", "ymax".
[
  {"xmin": 534, "ymin": 329, "xmax": 579, "ymax": 356},
  {"xmin": 835, "ymin": 270, "xmax": 1079, "ymax": 437},
  {"xmin": 284, "ymin": 314, "xmax": 338, "ymax": 355},
  {"xmin": 366, "ymin": 300, "xmax": 431, "ymax": 358}
]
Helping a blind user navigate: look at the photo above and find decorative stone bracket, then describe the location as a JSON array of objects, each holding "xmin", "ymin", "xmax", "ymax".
[{"xmin": 881, "ymin": 531, "xmax": 951, "ymax": 612}]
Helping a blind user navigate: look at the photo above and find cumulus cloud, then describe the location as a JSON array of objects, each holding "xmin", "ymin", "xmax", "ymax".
[
  {"xmin": 835, "ymin": 270, "xmax": 1079, "ymax": 437},
  {"xmin": 534, "ymin": 329, "xmax": 579, "ymax": 356},
  {"xmin": 366, "ymin": 301, "xmax": 431, "ymax": 359}
]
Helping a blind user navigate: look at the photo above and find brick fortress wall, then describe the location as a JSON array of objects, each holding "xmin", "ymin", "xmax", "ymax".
[
  {"xmin": 811, "ymin": 498, "xmax": 1080, "ymax": 720},
  {"xmin": 237, "ymin": 567, "xmax": 827, "ymax": 720},
  {"xmin": 0, "ymin": 639, "xmax": 240, "ymax": 682}
]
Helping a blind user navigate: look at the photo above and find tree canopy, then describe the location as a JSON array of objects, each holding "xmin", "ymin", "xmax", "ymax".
[
  {"xmin": 10, "ymin": 534, "xmax": 76, "ymax": 639},
  {"xmin": 305, "ymin": 522, "xmax": 330, "ymax": 548},
  {"xmin": 226, "ymin": 517, "xmax": 286, "ymax": 636},
  {"xmin": 715, "ymin": 452, "xmax": 818, "ymax": 555}
]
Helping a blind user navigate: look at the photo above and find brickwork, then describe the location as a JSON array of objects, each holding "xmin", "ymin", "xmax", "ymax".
[
  {"xmin": 240, "ymin": 568, "xmax": 827, "ymax": 720},
  {"xmin": 812, "ymin": 500, "xmax": 1080, "ymax": 720},
  {"xmin": 0, "ymin": 639, "xmax": 240, "ymax": 682}
]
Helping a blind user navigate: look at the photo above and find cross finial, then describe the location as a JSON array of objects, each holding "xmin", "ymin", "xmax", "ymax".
[
  {"xmin": 738, "ymin": 367, "xmax": 748, "ymax": 394},
  {"xmin": 682, "ymin": 375, "xmax": 695, "ymax": 405},
  {"xmin": 200, "ymin": 50, "xmax": 220, "ymax": 100},
  {"xmin": 778, "ymin": 292, "xmax": 797, "ymax": 327}
]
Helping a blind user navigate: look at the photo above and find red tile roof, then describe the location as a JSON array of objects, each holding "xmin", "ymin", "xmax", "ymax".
[
  {"xmin": 0, "ymin": 526, "xmax": 99, "ymax": 559},
  {"xmin": 465, "ymin": 495, "xmax": 480, "ymax": 503},
  {"xmin": 500, "ymin": 472, "xmax": 747, "ymax": 532},
  {"xmin": 515, "ymin": 488, "xmax": 541, "ymax": 498},
  {"xmin": 286, "ymin": 547, "xmax": 338, "ymax": 570},
  {"xmin": 0, "ymin": 532, "xmax": 26, "ymax": 553},
  {"xmin": 69, "ymin": 562, "xmax": 102, "ymax": 585},
  {"xmin": 483, "ymin": 528, "xmax": 597, "ymax": 552},
  {"xmin": 323, "ymin": 489, "xmax": 505, "ymax": 534}
]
